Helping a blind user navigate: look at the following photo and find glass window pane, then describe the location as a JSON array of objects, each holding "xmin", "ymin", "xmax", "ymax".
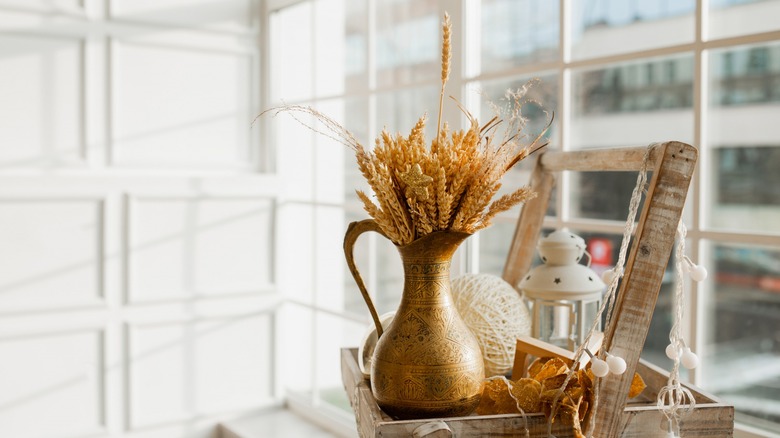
[
  {"xmin": 571, "ymin": 55, "xmax": 694, "ymax": 150},
  {"xmin": 342, "ymin": 98, "xmax": 371, "ymax": 206},
  {"xmin": 707, "ymin": 43, "xmax": 780, "ymax": 234},
  {"xmin": 278, "ymin": 305, "xmax": 314, "ymax": 394},
  {"xmin": 345, "ymin": 0, "xmax": 369, "ymax": 92},
  {"xmin": 313, "ymin": 0, "xmax": 368, "ymax": 97},
  {"xmin": 480, "ymin": 0, "xmax": 559, "ymax": 73},
  {"xmin": 571, "ymin": 0, "xmax": 694, "ymax": 61},
  {"xmin": 315, "ymin": 312, "xmax": 366, "ymax": 413},
  {"xmin": 569, "ymin": 171, "xmax": 643, "ymax": 222},
  {"xmin": 376, "ymin": 0, "xmax": 439, "ymax": 87},
  {"xmin": 313, "ymin": 0, "xmax": 345, "ymax": 97},
  {"xmin": 315, "ymin": 205, "xmax": 348, "ymax": 312},
  {"xmin": 709, "ymin": 0, "xmax": 780, "ymax": 40},
  {"xmin": 478, "ymin": 220, "xmax": 518, "ymax": 276},
  {"xmin": 271, "ymin": 2, "xmax": 313, "ymax": 102},
  {"xmin": 703, "ymin": 242, "xmax": 780, "ymax": 434},
  {"xmin": 313, "ymin": 99, "xmax": 347, "ymax": 204},
  {"xmin": 375, "ymin": 235, "xmax": 404, "ymax": 315},
  {"xmin": 376, "ymin": 85, "xmax": 439, "ymax": 140}
]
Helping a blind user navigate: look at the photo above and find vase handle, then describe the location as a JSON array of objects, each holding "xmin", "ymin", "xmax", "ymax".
[{"xmin": 344, "ymin": 219, "xmax": 388, "ymax": 339}]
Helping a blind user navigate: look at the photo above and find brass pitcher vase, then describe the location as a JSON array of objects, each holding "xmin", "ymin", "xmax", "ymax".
[{"xmin": 344, "ymin": 219, "xmax": 484, "ymax": 419}]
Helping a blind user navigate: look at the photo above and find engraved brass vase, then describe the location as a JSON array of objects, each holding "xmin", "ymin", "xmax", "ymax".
[{"xmin": 344, "ymin": 219, "xmax": 484, "ymax": 419}]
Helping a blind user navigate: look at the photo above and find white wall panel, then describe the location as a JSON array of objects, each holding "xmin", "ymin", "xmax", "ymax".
[
  {"xmin": 127, "ymin": 197, "xmax": 273, "ymax": 302},
  {"xmin": 0, "ymin": 1, "xmax": 81, "ymax": 7},
  {"xmin": 0, "ymin": 199, "xmax": 103, "ymax": 312},
  {"xmin": 0, "ymin": 0, "xmax": 271, "ymax": 436},
  {"xmin": 110, "ymin": 0, "xmax": 255, "ymax": 32},
  {"xmin": 111, "ymin": 41, "xmax": 252, "ymax": 167},
  {"xmin": 126, "ymin": 314, "xmax": 273, "ymax": 429},
  {"xmin": 0, "ymin": 1, "xmax": 83, "ymax": 13},
  {"xmin": 0, "ymin": 330, "xmax": 104, "ymax": 437},
  {"xmin": 0, "ymin": 36, "xmax": 83, "ymax": 167}
]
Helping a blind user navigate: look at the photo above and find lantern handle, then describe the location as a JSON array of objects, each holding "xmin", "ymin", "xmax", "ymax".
[{"xmin": 582, "ymin": 250, "xmax": 593, "ymax": 267}]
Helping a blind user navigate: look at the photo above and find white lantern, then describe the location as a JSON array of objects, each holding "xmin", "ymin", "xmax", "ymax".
[{"xmin": 519, "ymin": 230, "xmax": 606, "ymax": 350}]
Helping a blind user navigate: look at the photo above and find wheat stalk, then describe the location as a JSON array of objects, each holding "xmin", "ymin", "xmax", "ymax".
[
  {"xmin": 477, "ymin": 187, "xmax": 537, "ymax": 231},
  {"xmin": 435, "ymin": 12, "xmax": 451, "ymax": 142}
]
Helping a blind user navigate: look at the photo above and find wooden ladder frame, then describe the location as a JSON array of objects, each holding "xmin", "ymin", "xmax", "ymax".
[{"xmin": 502, "ymin": 142, "xmax": 698, "ymax": 437}]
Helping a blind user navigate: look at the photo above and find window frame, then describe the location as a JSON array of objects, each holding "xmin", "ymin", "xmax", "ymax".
[{"xmin": 263, "ymin": 1, "xmax": 780, "ymax": 436}]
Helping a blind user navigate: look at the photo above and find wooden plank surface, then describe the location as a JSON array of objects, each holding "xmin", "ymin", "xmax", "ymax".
[
  {"xmin": 511, "ymin": 333, "xmax": 604, "ymax": 378},
  {"xmin": 619, "ymin": 404, "xmax": 734, "ymax": 437},
  {"xmin": 539, "ymin": 146, "xmax": 662, "ymax": 172},
  {"xmin": 591, "ymin": 142, "xmax": 699, "ymax": 436}
]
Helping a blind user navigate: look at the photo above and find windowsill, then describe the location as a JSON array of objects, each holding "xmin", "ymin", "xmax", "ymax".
[
  {"xmin": 219, "ymin": 405, "xmax": 352, "ymax": 438},
  {"xmin": 735, "ymin": 422, "xmax": 780, "ymax": 438}
]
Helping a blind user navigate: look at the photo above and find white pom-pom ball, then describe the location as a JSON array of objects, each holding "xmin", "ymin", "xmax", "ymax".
[
  {"xmin": 451, "ymin": 274, "xmax": 532, "ymax": 377},
  {"xmin": 681, "ymin": 347, "xmax": 699, "ymax": 369},
  {"xmin": 607, "ymin": 354, "xmax": 627, "ymax": 375},
  {"xmin": 591, "ymin": 358, "xmax": 610, "ymax": 377},
  {"xmin": 689, "ymin": 264, "xmax": 708, "ymax": 282},
  {"xmin": 601, "ymin": 268, "xmax": 616, "ymax": 284},
  {"xmin": 665, "ymin": 343, "xmax": 680, "ymax": 360}
]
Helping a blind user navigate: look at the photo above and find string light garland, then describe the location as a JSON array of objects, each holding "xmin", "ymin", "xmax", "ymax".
[{"xmin": 657, "ymin": 220, "xmax": 707, "ymax": 437}]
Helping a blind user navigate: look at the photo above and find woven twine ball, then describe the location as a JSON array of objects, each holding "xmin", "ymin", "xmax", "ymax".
[{"xmin": 451, "ymin": 273, "xmax": 532, "ymax": 377}]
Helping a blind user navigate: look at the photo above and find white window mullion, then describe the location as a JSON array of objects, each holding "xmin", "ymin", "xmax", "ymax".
[
  {"xmin": 690, "ymin": 0, "xmax": 709, "ymax": 387},
  {"xmin": 557, "ymin": 0, "xmax": 572, "ymax": 228}
]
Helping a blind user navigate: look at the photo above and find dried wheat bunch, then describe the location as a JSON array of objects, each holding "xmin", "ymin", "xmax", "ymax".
[{"xmin": 257, "ymin": 12, "xmax": 550, "ymax": 245}]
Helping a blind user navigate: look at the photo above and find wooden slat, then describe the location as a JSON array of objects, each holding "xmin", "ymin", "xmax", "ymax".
[
  {"xmin": 502, "ymin": 156, "xmax": 555, "ymax": 288},
  {"xmin": 373, "ymin": 413, "xmax": 576, "ymax": 437},
  {"xmin": 619, "ymin": 404, "xmax": 734, "ymax": 437},
  {"xmin": 539, "ymin": 146, "xmax": 662, "ymax": 172},
  {"xmin": 511, "ymin": 333, "xmax": 604, "ymax": 378},
  {"xmin": 591, "ymin": 142, "xmax": 698, "ymax": 436}
]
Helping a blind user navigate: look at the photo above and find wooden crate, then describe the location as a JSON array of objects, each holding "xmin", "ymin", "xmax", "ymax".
[
  {"xmin": 341, "ymin": 142, "xmax": 734, "ymax": 437},
  {"xmin": 341, "ymin": 348, "xmax": 732, "ymax": 437}
]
